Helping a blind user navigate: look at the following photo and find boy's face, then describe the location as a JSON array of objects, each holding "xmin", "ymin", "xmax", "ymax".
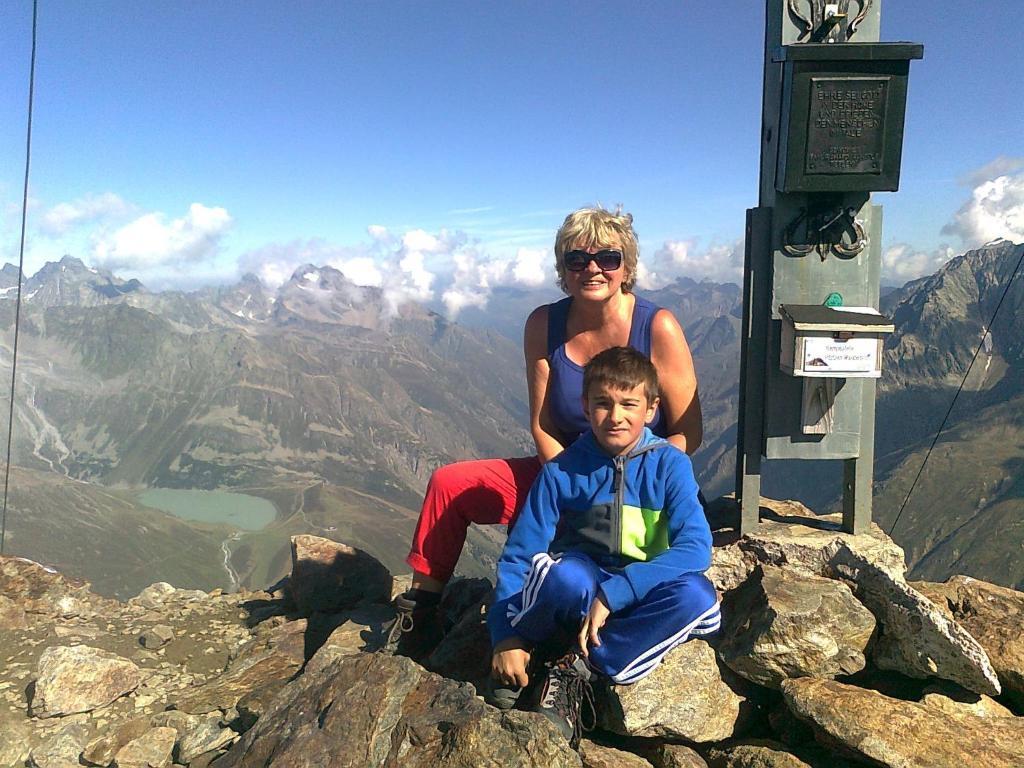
[{"xmin": 583, "ymin": 382, "xmax": 659, "ymax": 456}]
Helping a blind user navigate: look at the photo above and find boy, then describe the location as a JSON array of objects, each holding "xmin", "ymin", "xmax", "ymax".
[{"xmin": 486, "ymin": 346, "xmax": 719, "ymax": 746}]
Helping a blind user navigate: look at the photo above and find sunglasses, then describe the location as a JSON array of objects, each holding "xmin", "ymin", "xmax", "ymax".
[{"xmin": 563, "ymin": 249, "xmax": 623, "ymax": 272}]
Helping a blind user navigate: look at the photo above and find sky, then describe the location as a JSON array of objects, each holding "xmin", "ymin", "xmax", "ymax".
[{"xmin": 1, "ymin": 1, "xmax": 1022, "ymax": 316}]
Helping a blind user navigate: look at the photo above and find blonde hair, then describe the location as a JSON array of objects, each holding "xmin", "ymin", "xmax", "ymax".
[{"xmin": 554, "ymin": 206, "xmax": 639, "ymax": 293}]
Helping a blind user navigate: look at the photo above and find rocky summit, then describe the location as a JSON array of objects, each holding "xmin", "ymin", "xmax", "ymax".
[{"xmin": 2, "ymin": 497, "xmax": 1023, "ymax": 768}]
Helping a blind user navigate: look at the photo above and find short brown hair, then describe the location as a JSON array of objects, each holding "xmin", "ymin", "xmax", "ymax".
[
  {"xmin": 583, "ymin": 346, "xmax": 659, "ymax": 404},
  {"xmin": 554, "ymin": 206, "xmax": 639, "ymax": 294}
]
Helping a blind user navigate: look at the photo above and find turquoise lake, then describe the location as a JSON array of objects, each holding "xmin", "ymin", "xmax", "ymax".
[{"xmin": 137, "ymin": 489, "xmax": 278, "ymax": 531}]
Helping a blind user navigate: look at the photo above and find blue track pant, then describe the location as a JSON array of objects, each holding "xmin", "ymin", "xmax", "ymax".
[{"xmin": 506, "ymin": 553, "xmax": 721, "ymax": 684}]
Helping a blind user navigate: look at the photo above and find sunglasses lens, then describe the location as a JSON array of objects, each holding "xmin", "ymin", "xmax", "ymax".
[
  {"xmin": 594, "ymin": 250, "xmax": 623, "ymax": 270},
  {"xmin": 564, "ymin": 250, "xmax": 623, "ymax": 271}
]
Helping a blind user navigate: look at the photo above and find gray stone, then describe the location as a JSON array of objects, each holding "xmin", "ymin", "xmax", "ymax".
[
  {"xmin": 598, "ymin": 639, "xmax": 749, "ymax": 742},
  {"xmin": 31, "ymin": 645, "xmax": 141, "ymax": 718},
  {"xmin": 81, "ymin": 716, "xmax": 151, "ymax": 765},
  {"xmin": 782, "ymin": 677, "xmax": 1024, "ymax": 768},
  {"xmin": 112, "ymin": 727, "xmax": 177, "ymax": 768},
  {"xmin": 913, "ymin": 575, "xmax": 1024, "ymax": 707},
  {"xmin": 139, "ymin": 624, "xmax": 174, "ymax": 649},
  {"xmin": 580, "ymin": 740, "xmax": 652, "ymax": 767},
  {"xmin": 0, "ymin": 718, "xmax": 32, "ymax": 767},
  {"xmin": 718, "ymin": 565, "xmax": 875, "ymax": 688},
  {"xmin": 215, "ymin": 651, "xmax": 580, "ymax": 767},
  {"xmin": 650, "ymin": 743, "xmax": 709, "ymax": 768},
  {"xmin": 178, "ymin": 718, "xmax": 237, "ymax": 764},
  {"xmin": 849, "ymin": 559, "xmax": 1001, "ymax": 695},
  {"xmin": 287, "ymin": 535, "xmax": 392, "ymax": 615},
  {"xmin": 130, "ymin": 583, "xmax": 177, "ymax": 610},
  {"xmin": 27, "ymin": 723, "xmax": 89, "ymax": 768}
]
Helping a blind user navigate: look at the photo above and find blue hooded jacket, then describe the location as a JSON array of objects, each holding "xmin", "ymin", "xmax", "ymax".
[{"xmin": 488, "ymin": 427, "xmax": 712, "ymax": 647}]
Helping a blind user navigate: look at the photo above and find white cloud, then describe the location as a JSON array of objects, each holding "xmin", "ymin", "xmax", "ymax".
[
  {"xmin": 882, "ymin": 243, "xmax": 956, "ymax": 282},
  {"xmin": 638, "ymin": 238, "xmax": 744, "ymax": 288},
  {"xmin": 942, "ymin": 163, "xmax": 1024, "ymax": 247},
  {"xmin": 39, "ymin": 192, "xmax": 133, "ymax": 236},
  {"xmin": 92, "ymin": 203, "xmax": 232, "ymax": 270},
  {"xmin": 958, "ymin": 156, "xmax": 1024, "ymax": 187}
]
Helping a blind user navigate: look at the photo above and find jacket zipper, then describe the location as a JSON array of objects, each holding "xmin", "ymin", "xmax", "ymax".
[{"xmin": 613, "ymin": 455, "xmax": 625, "ymax": 557}]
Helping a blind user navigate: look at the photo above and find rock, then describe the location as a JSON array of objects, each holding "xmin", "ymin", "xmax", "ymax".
[
  {"xmin": 0, "ymin": 555, "xmax": 107, "ymax": 618},
  {"xmin": 112, "ymin": 727, "xmax": 177, "ymax": 768},
  {"xmin": 713, "ymin": 505, "xmax": 1000, "ymax": 696},
  {"xmin": 919, "ymin": 681, "xmax": 1016, "ymax": 719},
  {"xmin": 913, "ymin": 575, "xmax": 1024, "ymax": 707},
  {"xmin": 0, "ymin": 718, "xmax": 32, "ymax": 767},
  {"xmin": 149, "ymin": 709, "xmax": 202, "ymax": 743},
  {"xmin": 649, "ymin": 743, "xmax": 709, "ymax": 768},
  {"xmin": 580, "ymin": 740, "xmax": 652, "ymax": 767},
  {"xmin": 27, "ymin": 723, "xmax": 89, "ymax": 768},
  {"xmin": 719, "ymin": 499, "xmax": 908, "ymax": 583},
  {"xmin": 718, "ymin": 565, "xmax": 875, "ymax": 688},
  {"xmin": 216, "ymin": 651, "xmax": 580, "ymax": 767},
  {"xmin": 139, "ymin": 624, "xmax": 175, "ymax": 649},
  {"xmin": 287, "ymin": 535, "xmax": 392, "ymax": 615},
  {"xmin": 81, "ymin": 716, "xmax": 152, "ymax": 765},
  {"xmin": 848, "ymin": 560, "xmax": 1000, "ymax": 695},
  {"xmin": 425, "ymin": 585, "xmax": 492, "ymax": 686},
  {"xmin": 170, "ymin": 619, "xmax": 305, "ymax": 714},
  {"xmin": 31, "ymin": 645, "xmax": 141, "ymax": 718},
  {"xmin": 130, "ymin": 582, "xmax": 177, "ymax": 609},
  {"xmin": 178, "ymin": 718, "xmax": 237, "ymax": 764},
  {"xmin": 317, "ymin": 604, "xmax": 394, "ymax": 658},
  {"xmin": 598, "ymin": 639, "xmax": 749, "ymax": 742},
  {"xmin": 705, "ymin": 740, "xmax": 812, "ymax": 768},
  {"xmin": 781, "ymin": 677, "xmax": 1024, "ymax": 768},
  {"xmin": 0, "ymin": 592, "xmax": 29, "ymax": 628}
]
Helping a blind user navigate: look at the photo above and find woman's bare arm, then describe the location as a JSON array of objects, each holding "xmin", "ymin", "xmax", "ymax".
[
  {"xmin": 650, "ymin": 309, "xmax": 703, "ymax": 454},
  {"xmin": 524, "ymin": 306, "xmax": 568, "ymax": 462}
]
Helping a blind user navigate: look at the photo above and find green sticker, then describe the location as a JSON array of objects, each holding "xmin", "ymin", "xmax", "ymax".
[{"xmin": 824, "ymin": 292, "xmax": 843, "ymax": 307}]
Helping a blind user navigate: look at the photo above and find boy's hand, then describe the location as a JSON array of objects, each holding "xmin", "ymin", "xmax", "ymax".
[
  {"xmin": 579, "ymin": 594, "xmax": 611, "ymax": 658},
  {"xmin": 491, "ymin": 636, "xmax": 531, "ymax": 687}
]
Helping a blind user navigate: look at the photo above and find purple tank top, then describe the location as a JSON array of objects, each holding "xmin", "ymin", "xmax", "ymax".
[{"xmin": 545, "ymin": 294, "xmax": 666, "ymax": 443}]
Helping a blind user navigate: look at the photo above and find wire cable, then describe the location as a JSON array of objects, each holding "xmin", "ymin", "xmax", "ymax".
[
  {"xmin": 1, "ymin": 0, "xmax": 39, "ymax": 555},
  {"xmin": 887, "ymin": 243, "xmax": 1024, "ymax": 537}
]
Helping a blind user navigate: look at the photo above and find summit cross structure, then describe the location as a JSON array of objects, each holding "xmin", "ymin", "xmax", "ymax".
[{"xmin": 735, "ymin": 0, "xmax": 922, "ymax": 535}]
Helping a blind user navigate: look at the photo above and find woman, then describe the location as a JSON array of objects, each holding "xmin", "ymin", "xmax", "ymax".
[{"xmin": 384, "ymin": 206, "xmax": 702, "ymax": 657}]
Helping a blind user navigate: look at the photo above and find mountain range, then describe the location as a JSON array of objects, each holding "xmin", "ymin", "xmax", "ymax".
[{"xmin": 0, "ymin": 241, "xmax": 1021, "ymax": 594}]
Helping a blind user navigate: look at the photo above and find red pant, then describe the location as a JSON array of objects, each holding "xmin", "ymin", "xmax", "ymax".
[{"xmin": 406, "ymin": 456, "xmax": 543, "ymax": 582}]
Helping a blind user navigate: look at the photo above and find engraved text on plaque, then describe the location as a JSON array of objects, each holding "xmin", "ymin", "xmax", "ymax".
[{"xmin": 805, "ymin": 77, "xmax": 888, "ymax": 175}]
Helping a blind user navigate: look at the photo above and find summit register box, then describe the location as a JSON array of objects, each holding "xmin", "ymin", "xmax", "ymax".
[
  {"xmin": 779, "ymin": 304, "xmax": 894, "ymax": 378},
  {"xmin": 774, "ymin": 43, "xmax": 924, "ymax": 193}
]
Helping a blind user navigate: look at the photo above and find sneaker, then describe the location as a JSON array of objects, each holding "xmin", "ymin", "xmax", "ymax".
[
  {"xmin": 533, "ymin": 652, "xmax": 596, "ymax": 749},
  {"xmin": 483, "ymin": 678, "xmax": 524, "ymax": 711},
  {"xmin": 379, "ymin": 591, "xmax": 443, "ymax": 660}
]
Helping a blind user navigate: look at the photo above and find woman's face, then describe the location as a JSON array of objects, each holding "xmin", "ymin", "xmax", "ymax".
[{"xmin": 563, "ymin": 239, "xmax": 626, "ymax": 302}]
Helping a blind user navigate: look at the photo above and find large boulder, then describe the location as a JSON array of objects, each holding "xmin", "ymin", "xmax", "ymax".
[
  {"xmin": 718, "ymin": 565, "xmax": 875, "ymax": 688},
  {"xmin": 848, "ymin": 559, "xmax": 1000, "ymax": 695},
  {"xmin": 111, "ymin": 726, "xmax": 177, "ymax": 768},
  {"xmin": 215, "ymin": 651, "xmax": 581, "ymax": 767},
  {"xmin": 0, "ymin": 555, "xmax": 108, "ymax": 618},
  {"xmin": 708, "ymin": 501, "xmax": 1001, "ymax": 696},
  {"xmin": 31, "ymin": 645, "xmax": 141, "ymax": 718},
  {"xmin": 287, "ymin": 535, "xmax": 392, "ymax": 614},
  {"xmin": 781, "ymin": 677, "xmax": 1024, "ymax": 768},
  {"xmin": 913, "ymin": 575, "xmax": 1024, "ymax": 707},
  {"xmin": 597, "ymin": 639, "xmax": 751, "ymax": 742}
]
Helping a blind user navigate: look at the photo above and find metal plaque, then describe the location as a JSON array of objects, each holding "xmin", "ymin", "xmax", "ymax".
[{"xmin": 805, "ymin": 77, "xmax": 887, "ymax": 175}]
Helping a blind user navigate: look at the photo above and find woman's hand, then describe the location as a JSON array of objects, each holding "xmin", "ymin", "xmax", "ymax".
[
  {"xmin": 578, "ymin": 594, "xmax": 611, "ymax": 658},
  {"xmin": 491, "ymin": 636, "xmax": 532, "ymax": 688}
]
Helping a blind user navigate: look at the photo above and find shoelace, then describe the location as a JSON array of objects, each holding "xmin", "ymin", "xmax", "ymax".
[
  {"xmin": 381, "ymin": 608, "xmax": 415, "ymax": 653},
  {"xmin": 546, "ymin": 661, "xmax": 597, "ymax": 748}
]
